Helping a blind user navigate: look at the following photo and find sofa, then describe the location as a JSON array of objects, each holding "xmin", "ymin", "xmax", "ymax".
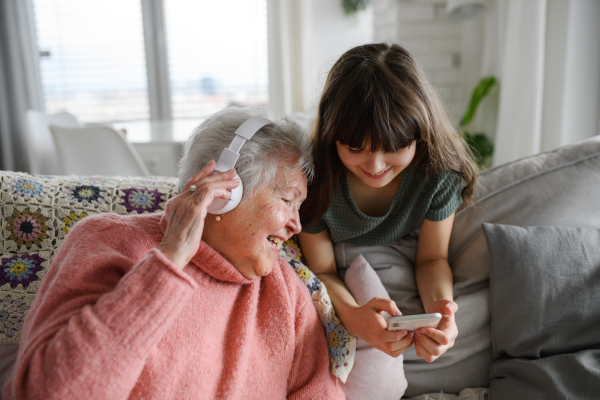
[{"xmin": 1, "ymin": 135, "xmax": 599, "ymax": 399}]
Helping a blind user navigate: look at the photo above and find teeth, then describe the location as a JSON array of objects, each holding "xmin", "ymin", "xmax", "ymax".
[
  {"xmin": 371, "ymin": 169, "xmax": 388, "ymax": 176},
  {"xmin": 267, "ymin": 235, "xmax": 284, "ymax": 249}
]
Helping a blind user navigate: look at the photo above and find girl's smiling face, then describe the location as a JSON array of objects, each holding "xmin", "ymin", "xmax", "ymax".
[{"xmin": 336, "ymin": 140, "xmax": 416, "ymax": 188}]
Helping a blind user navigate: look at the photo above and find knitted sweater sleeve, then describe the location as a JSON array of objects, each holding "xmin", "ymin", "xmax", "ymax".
[
  {"xmin": 3, "ymin": 215, "xmax": 198, "ymax": 400},
  {"xmin": 285, "ymin": 263, "xmax": 345, "ymax": 400}
]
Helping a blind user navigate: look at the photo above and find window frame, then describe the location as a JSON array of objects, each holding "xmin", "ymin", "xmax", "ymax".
[{"xmin": 141, "ymin": 0, "xmax": 172, "ymax": 121}]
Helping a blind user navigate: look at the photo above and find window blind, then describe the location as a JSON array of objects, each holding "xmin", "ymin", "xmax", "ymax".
[{"xmin": 33, "ymin": 0, "xmax": 149, "ymax": 123}]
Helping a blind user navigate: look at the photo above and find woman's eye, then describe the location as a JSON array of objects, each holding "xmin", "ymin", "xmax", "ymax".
[{"xmin": 348, "ymin": 147, "xmax": 363, "ymax": 154}]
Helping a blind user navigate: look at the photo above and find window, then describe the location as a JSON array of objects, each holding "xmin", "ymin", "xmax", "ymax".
[
  {"xmin": 34, "ymin": 0, "xmax": 149, "ymax": 123},
  {"xmin": 32, "ymin": 0, "xmax": 269, "ymax": 124},
  {"xmin": 164, "ymin": 0, "xmax": 269, "ymax": 119}
]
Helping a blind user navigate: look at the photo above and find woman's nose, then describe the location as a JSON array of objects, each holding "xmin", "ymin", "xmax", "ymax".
[{"xmin": 287, "ymin": 208, "xmax": 302, "ymax": 235}]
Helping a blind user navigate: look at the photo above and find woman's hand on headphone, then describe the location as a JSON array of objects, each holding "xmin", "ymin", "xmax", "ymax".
[{"xmin": 158, "ymin": 160, "xmax": 240, "ymax": 270}]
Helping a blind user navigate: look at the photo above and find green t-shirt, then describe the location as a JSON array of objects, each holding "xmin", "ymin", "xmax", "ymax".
[{"xmin": 303, "ymin": 166, "xmax": 466, "ymax": 246}]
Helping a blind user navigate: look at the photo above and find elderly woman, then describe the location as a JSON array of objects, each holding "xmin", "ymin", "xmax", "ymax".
[{"xmin": 3, "ymin": 107, "xmax": 344, "ymax": 400}]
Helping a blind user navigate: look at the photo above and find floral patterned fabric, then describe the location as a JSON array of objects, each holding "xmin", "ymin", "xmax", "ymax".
[
  {"xmin": 0, "ymin": 170, "xmax": 355, "ymax": 382},
  {"xmin": 279, "ymin": 236, "xmax": 356, "ymax": 382}
]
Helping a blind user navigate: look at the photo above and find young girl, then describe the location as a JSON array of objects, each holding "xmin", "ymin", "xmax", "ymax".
[{"xmin": 298, "ymin": 43, "xmax": 478, "ymax": 364}]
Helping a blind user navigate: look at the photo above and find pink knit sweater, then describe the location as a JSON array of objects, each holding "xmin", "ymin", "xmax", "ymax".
[{"xmin": 3, "ymin": 211, "xmax": 344, "ymax": 400}]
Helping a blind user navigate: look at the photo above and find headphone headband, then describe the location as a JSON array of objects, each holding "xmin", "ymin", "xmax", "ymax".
[
  {"xmin": 207, "ymin": 115, "xmax": 274, "ymax": 215},
  {"xmin": 214, "ymin": 116, "xmax": 273, "ymax": 173}
]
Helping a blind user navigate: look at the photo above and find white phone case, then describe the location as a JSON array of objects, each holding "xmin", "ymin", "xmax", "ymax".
[{"xmin": 387, "ymin": 313, "xmax": 442, "ymax": 331}]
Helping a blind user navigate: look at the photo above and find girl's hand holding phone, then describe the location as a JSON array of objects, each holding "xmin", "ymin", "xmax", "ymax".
[
  {"xmin": 348, "ymin": 297, "xmax": 415, "ymax": 358},
  {"xmin": 413, "ymin": 299, "xmax": 459, "ymax": 362}
]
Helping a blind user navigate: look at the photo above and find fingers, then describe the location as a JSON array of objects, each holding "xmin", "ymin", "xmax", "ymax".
[
  {"xmin": 168, "ymin": 163, "xmax": 241, "ymax": 224},
  {"xmin": 443, "ymin": 301, "xmax": 458, "ymax": 317},
  {"xmin": 380, "ymin": 328, "xmax": 410, "ymax": 344},
  {"xmin": 385, "ymin": 331, "xmax": 414, "ymax": 353},
  {"xmin": 388, "ymin": 335, "xmax": 416, "ymax": 358},
  {"xmin": 180, "ymin": 171, "xmax": 240, "ymax": 209},
  {"xmin": 414, "ymin": 340, "xmax": 428, "ymax": 361},
  {"xmin": 361, "ymin": 298, "xmax": 410, "ymax": 357},
  {"xmin": 414, "ymin": 337, "xmax": 442, "ymax": 362},
  {"xmin": 431, "ymin": 299, "xmax": 458, "ymax": 317},
  {"xmin": 182, "ymin": 161, "xmax": 240, "ymax": 194},
  {"xmin": 370, "ymin": 329, "xmax": 415, "ymax": 357},
  {"xmin": 353, "ymin": 301, "xmax": 419, "ymax": 357},
  {"xmin": 182, "ymin": 160, "xmax": 217, "ymax": 192},
  {"xmin": 369, "ymin": 318, "xmax": 416, "ymax": 357},
  {"xmin": 417, "ymin": 327, "xmax": 451, "ymax": 346},
  {"xmin": 414, "ymin": 328, "xmax": 455, "ymax": 362},
  {"xmin": 366, "ymin": 297, "xmax": 402, "ymax": 317}
]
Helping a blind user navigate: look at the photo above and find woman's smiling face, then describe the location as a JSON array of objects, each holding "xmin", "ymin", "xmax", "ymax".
[
  {"xmin": 207, "ymin": 167, "xmax": 307, "ymax": 280},
  {"xmin": 336, "ymin": 140, "xmax": 416, "ymax": 188}
]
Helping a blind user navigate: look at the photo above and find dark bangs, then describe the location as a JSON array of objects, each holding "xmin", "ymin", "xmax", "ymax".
[{"xmin": 321, "ymin": 57, "xmax": 423, "ymax": 153}]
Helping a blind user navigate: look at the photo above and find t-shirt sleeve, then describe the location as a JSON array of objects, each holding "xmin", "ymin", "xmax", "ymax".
[
  {"xmin": 425, "ymin": 172, "xmax": 467, "ymax": 221},
  {"xmin": 301, "ymin": 218, "xmax": 328, "ymax": 235}
]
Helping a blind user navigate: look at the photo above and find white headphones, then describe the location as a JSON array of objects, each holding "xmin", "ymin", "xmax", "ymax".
[{"xmin": 206, "ymin": 116, "xmax": 274, "ymax": 214}]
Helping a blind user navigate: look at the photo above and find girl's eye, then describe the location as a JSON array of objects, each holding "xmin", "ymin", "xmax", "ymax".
[{"xmin": 348, "ymin": 147, "xmax": 363, "ymax": 154}]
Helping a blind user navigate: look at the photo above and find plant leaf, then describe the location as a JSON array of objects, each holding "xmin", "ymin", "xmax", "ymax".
[
  {"xmin": 462, "ymin": 132, "xmax": 494, "ymax": 169},
  {"xmin": 460, "ymin": 76, "xmax": 497, "ymax": 128}
]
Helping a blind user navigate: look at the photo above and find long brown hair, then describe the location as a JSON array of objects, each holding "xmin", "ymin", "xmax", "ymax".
[{"xmin": 300, "ymin": 43, "xmax": 478, "ymax": 227}]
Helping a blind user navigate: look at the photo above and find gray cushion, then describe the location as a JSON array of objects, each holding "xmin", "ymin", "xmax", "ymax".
[
  {"xmin": 483, "ymin": 223, "xmax": 600, "ymax": 357},
  {"xmin": 483, "ymin": 223, "xmax": 600, "ymax": 399},
  {"xmin": 490, "ymin": 351, "xmax": 600, "ymax": 399}
]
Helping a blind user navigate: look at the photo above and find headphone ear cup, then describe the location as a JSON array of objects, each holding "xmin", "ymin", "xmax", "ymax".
[{"xmin": 206, "ymin": 172, "xmax": 243, "ymax": 215}]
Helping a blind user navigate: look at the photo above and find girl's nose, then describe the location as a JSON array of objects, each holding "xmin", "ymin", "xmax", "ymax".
[{"xmin": 364, "ymin": 153, "xmax": 386, "ymax": 173}]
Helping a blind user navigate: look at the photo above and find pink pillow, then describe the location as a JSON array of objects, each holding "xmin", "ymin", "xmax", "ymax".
[
  {"xmin": 345, "ymin": 255, "xmax": 390, "ymax": 304},
  {"xmin": 341, "ymin": 255, "xmax": 407, "ymax": 400}
]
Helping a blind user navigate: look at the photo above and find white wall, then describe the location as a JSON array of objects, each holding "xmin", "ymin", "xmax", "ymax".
[
  {"xmin": 267, "ymin": 0, "xmax": 373, "ymax": 116},
  {"xmin": 373, "ymin": 0, "xmax": 465, "ymax": 124},
  {"xmin": 541, "ymin": 0, "xmax": 600, "ymax": 151},
  {"xmin": 307, "ymin": 0, "xmax": 374, "ymax": 112}
]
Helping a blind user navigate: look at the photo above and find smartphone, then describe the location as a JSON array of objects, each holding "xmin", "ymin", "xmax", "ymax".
[{"xmin": 387, "ymin": 313, "xmax": 442, "ymax": 331}]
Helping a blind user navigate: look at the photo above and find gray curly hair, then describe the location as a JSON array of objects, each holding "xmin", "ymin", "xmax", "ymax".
[{"xmin": 177, "ymin": 106, "xmax": 314, "ymax": 199}]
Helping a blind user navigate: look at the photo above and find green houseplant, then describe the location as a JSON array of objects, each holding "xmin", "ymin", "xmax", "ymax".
[
  {"xmin": 341, "ymin": 0, "xmax": 370, "ymax": 16},
  {"xmin": 460, "ymin": 76, "xmax": 497, "ymax": 169}
]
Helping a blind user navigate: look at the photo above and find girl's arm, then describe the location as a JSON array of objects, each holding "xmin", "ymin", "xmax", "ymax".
[
  {"xmin": 298, "ymin": 230, "xmax": 414, "ymax": 357},
  {"xmin": 413, "ymin": 213, "xmax": 459, "ymax": 362}
]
